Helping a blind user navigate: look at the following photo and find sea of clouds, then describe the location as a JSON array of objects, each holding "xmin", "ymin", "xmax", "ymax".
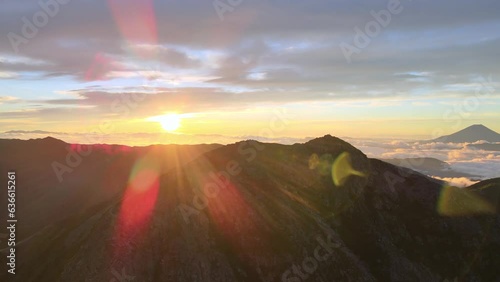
[{"xmin": 344, "ymin": 138, "xmax": 500, "ymax": 186}]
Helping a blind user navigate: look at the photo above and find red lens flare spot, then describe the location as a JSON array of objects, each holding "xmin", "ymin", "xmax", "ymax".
[
  {"xmin": 84, "ymin": 53, "xmax": 115, "ymax": 81},
  {"xmin": 112, "ymin": 156, "xmax": 160, "ymax": 259},
  {"xmin": 108, "ymin": 0, "xmax": 158, "ymax": 58}
]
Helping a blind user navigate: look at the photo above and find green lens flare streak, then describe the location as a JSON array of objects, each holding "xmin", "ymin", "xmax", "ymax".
[{"xmin": 332, "ymin": 152, "xmax": 366, "ymax": 186}]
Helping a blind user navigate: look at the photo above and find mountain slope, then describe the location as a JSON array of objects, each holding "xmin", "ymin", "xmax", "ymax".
[
  {"xmin": 1, "ymin": 136, "xmax": 498, "ymax": 282},
  {"xmin": 467, "ymin": 178, "xmax": 500, "ymax": 212},
  {"xmin": 0, "ymin": 137, "xmax": 221, "ymax": 241},
  {"xmin": 432, "ymin": 124, "xmax": 500, "ymax": 143}
]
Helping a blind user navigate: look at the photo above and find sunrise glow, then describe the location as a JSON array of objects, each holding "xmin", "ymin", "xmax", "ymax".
[{"xmin": 147, "ymin": 114, "xmax": 181, "ymax": 132}]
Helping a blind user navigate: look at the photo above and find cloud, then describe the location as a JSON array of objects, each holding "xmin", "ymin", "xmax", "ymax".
[
  {"xmin": 432, "ymin": 176, "xmax": 479, "ymax": 188},
  {"xmin": 347, "ymin": 137, "xmax": 500, "ymax": 180},
  {"xmin": 0, "ymin": 71, "xmax": 18, "ymax": 79},
  {"xmin": 0, "ymin": 130, "xmax": 309, "ymax": 146},
  {"xmin": 0, "ymin": 1, "xmax": 499, "ymax": 93},
  {"xmin": 1, "ymin": 0, "xmax": 499, "ymax": 140},
  {"xmin": 3, "ymin": 130, "xmax": 64, "ymax": 135},
  {"xmin": 450, "ymin": 160, "xmax": 500, "ymax": 180},
  {"xmin": 0, "ymin": 96, "xmax": 18, "ymax": 103}
]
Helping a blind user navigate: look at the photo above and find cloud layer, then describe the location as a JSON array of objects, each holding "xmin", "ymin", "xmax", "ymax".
[{"xmin": 347, "ymin": 137, "xmax": 500, "ymax": 181}]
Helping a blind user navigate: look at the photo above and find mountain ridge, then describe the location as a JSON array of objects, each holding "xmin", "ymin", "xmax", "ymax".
[{"xmin": 1, "ymin": 135, "xmax": 499, "ymax": 281}]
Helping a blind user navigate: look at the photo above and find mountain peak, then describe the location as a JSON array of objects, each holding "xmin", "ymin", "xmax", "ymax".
[
  {"xmin": 461, "ymin": 124, "xmax": 496, "ymax": 132},
  {"xmin": 468, "ymin": 124, "xmax": 489, "ymax": 129},
  {"xmin": 305, "ymin": 134, "xmax": 344, "ymax": 146},
  {"xmin": 304, "ymin": 134, "xmax": 366, "ymax": 158},
  {"xmin": 34, "ymin": 136, "xmax": 67, "ymax": 145},
  {"xmin": 41, "ymin": 136, "xmax": 62, "ymax": 141},
  {"xmin": 433, "ymin": 124, "xmax": 500, "ymax": 143}
]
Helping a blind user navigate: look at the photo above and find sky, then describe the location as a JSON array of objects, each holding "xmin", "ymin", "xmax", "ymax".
[{"xmin": 0, "ymin": 0, "xmax": 499, "ymax": 145}]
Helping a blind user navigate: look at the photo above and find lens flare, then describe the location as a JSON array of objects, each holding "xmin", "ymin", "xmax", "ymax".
[
  {"xmin": 107, "ymin": 0, "xmax": 157, "ymax": 48},
  {"xmin": 332, "ymin": 152, "xmax": 366, "ymax": 186},
  {"xmin": 437, "ymin": 185, "xmax": 495, "ymax": 216},
  {"xmin": 112, "ymin": 155, "xmax": 160, "ymax": 259},
  {"xmin": 308, "ymin": 153, "xmax": 320, "ymax": 169}
]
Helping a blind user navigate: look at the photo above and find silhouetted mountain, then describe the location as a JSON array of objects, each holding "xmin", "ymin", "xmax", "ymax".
[
  {"xmin": 0, "ymin": 136, "xmax": 498, "ymax": 282},
  {"xmin": 432, "ymin": 124, "xmax": 500, "ymax": 143},
  {"xmin": 468, "ymin": 178, "xmax": 500, "ymax": 212},
  {"xmin": 383, "ymin": 157, "xmax": 450, "ymax": 170},
  {"xmin": 381, "ymin": 157, "xmax": 479, "ymax": 179},
  {"xmin": 0, "ymin": 137, "xmax": 221, "ymax": 241}
]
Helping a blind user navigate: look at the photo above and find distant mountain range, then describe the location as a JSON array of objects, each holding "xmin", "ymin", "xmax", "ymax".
[
  {"xmin": 381, "ymin": 157, "xmax": 480, "ymax": 180},
  {"xmin": 432, "ymin": 124, "xmax": 500, "ymax": 143},
  {"xmin": 0, "ymin": 136, "xmax": 498, "ymax": 281}
]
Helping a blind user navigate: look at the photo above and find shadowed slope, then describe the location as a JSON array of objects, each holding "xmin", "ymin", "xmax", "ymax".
[{"xmin": 1, "ymin": 136, "xmax": 498, "ymax": 282}]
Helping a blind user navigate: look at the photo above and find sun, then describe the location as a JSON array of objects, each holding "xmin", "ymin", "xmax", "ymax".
[
  {"xmin": 147, "ymin": 114, "xmax": 181, "ymax": 132},
  {"xmin": 158, "ymin": 114, "xmax": 181, "ymax": 131}
]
